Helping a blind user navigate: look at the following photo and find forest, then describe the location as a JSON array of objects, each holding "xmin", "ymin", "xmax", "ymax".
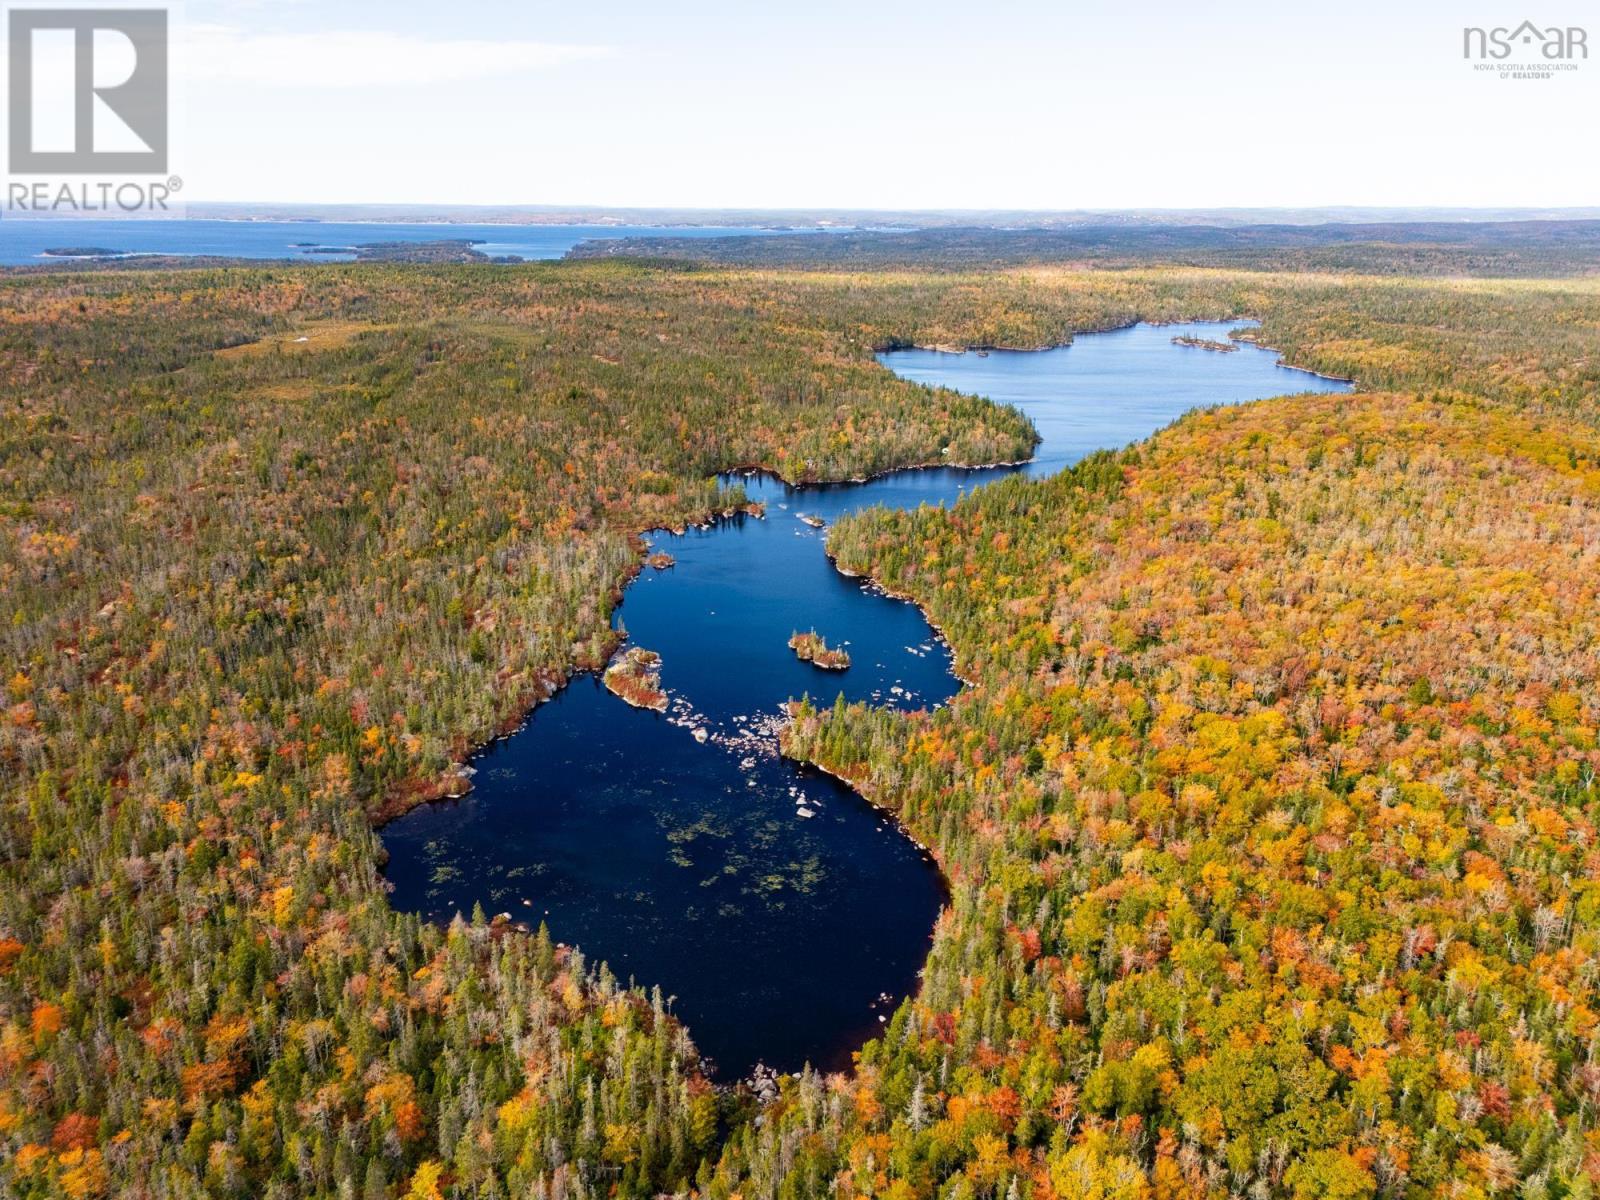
[
  {"xmin": 1, "ymin": 250, "xmax": 1598, "ymax": 1199},
  {"xmin": 567, "ymin": 221, "xmax": 1600, "ymax": 278}
]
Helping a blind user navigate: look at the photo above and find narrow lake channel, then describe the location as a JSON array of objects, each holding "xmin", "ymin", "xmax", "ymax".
[{"xmin": 380, "ymin": 320, "xmax": 1353, "ymax": 1077}]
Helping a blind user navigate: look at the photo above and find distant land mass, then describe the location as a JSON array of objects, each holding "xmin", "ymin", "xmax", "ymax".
[
  {"xmin": 177, "ymin": 202, "xmax": 1600, "ymax": 229},
  {"xmin": 566, "ymin": 219, "xmax": 1600, "ymax": 277},
  {"xmin": 16, "ymin": 218, "xmax": 1600, "ymax": 280},
  {"xmin": 17, "ymin": 239, "xmax": 514, "ymax": 272},
  {"xmin": 39, "ymin": 246, "xmax": 127, "ymax": 258}
]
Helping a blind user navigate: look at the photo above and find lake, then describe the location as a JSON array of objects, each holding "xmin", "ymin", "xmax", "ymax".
[
  {"xmin": 379, "ymin": 320, "xmax": 1353, "ymax": 1078},
  {"xmin": 0, "ymin": 219, "xmax": 815, "ymax": 266}
]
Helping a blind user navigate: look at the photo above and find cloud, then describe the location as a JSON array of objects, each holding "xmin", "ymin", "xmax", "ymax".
[{"xmin": 178, "ymin": 26, "xmax": 612, "ymax": 88}]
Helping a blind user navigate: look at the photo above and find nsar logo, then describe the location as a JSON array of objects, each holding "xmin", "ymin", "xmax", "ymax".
[{"xmin": 1463, "ymin": 20, "xmax": 1588, "ymax": 60}]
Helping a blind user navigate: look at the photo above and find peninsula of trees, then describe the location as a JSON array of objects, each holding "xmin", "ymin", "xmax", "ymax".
[{"xmin": 603, "ymin": 647, "xmax": 670, "ymax": 711}]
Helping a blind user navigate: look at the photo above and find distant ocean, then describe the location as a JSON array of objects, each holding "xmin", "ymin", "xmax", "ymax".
[{"xmin": 0, "ymin": 219, "xmax": 817, "ymax": 266}]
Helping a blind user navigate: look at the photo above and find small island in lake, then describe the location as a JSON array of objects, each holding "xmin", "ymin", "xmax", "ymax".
[
  {"xmin": 647, "ymin": 551, "xmax": 675, "ymax": 570},
  {"xmin": 1171, "ymin": 334, "xmax": 1238, "ymax": 353},
  {"xmin": 42, "ymin": 247, "xmax": 126, "ymax": 258},
  {"xmin": 789, "ymin": 630, "xmax": 850, "ymax": 670},
  {"xmin": 797, "ymin": 513, "xmax": 825, "ymax": 529},
  {"xmin": 603, "ymin": 647, "xmax": 668, "ymax": 711}
]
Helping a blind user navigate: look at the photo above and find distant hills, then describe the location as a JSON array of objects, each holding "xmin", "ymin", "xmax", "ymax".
[
  {"xmin": 177, "ymin": 202, "xmax": 1600, "ymax": 229},
  {"xmin": 566, "ymin": 219, "xmax": 1600, "ymax": 277}
]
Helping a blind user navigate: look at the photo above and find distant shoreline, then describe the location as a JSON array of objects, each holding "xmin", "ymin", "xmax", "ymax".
[
  {"xmin": 0, "ymin": 214, "xmax": 865, "ymax": 232},
  {"xmin": 15, "ymin": 203, "xmax": 1600, "ymax": 231}
]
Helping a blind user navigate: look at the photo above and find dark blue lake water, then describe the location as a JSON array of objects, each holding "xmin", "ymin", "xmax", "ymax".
[
  {"xmin": 0, "ymin": 219, "xmax": 811, "ymax": 266},
  {"xmin": 381, "ymin": 321, "xmax": 1352, "ymax": 1077}
]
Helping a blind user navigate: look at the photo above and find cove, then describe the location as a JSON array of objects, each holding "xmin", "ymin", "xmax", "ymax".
[{"xmin": 379, "ymin": 320, "xmax": 1353, "ymax": 1078}]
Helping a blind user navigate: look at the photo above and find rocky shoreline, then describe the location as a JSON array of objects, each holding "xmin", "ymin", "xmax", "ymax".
[{"xmin": 603, "ymin": 647, "xmax": 670, "ymax": 711}]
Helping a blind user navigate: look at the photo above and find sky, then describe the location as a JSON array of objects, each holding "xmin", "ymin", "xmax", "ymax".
[{"xmin": 13, "ymin": 0, "xmax": 1600, "ymax": 209}]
